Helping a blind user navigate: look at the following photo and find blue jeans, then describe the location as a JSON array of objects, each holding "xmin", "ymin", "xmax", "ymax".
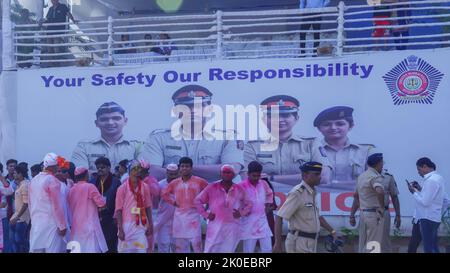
[
  {"xmin": 9, "ymin": 222, "xmax": 30, "ymax": 253},
  {"xmin": 2, "ymin": 218, "xmax": 11, "ymax": 253},
  {"xmin": 419, "ymin": 219, "xmax": 440, "ymax": 253}
]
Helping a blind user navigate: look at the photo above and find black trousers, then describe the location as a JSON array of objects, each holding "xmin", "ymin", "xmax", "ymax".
[
  {"xmin": 407, "ymin": 220, "xmax": 422, "ymax": 253},
  {"xmin": 299, "ymin": 14, "xmax": 322, "ymax": 55}
]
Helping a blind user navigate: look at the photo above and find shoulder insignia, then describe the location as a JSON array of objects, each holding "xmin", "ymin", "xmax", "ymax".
[
  {"xmin": 319, "ymin": 146, "xmax": 327, "ymax": 157},
  {"xmin": 358, "ymin": 144, "xmax": 376, "ymax": 150},
  {"xmin": 297, "ymin": 185, "xmax": 306, "ymax": 193},
  {"xmin": 247, "ymin": 139, "xmax": 264, "ymax": 143},
  {"xmin": 150, "ymin": 129, "xmax": 171, "ymax": 135}
]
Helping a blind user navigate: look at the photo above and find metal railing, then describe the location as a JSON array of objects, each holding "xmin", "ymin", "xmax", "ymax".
[{"xmin": 4, "ymin": 0, "xmax": 450, "ymax": 69}]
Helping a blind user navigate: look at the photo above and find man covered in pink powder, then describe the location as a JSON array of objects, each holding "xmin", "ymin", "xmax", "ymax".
[
  {"xmin": 195, "ymin": 164, "xmax": 252, "ymax": 253},
  {"xmin": 162, "ymin": 157, "xmax": 208, "ymax": 253},
  {"xmin": 239, "ymin": 161, "xmax": 274, "ymax": 253},
  {"xmin": 28, "ymin": 153, "xmax": 67, "ymax": 253},
  {"xmin": 115, "ymin": 160, "xmax": 153, "ymax": 253},
  {"xmin": 140, "ymin": 160, "xmax": 160, "ymax": 252},
  {"xmin": 154, "ymin": 163, "xmax": 179, "ymax": 253},
  {"xmin": 68, "ymin": 167, "xmax": 107, "ymax": 253}
]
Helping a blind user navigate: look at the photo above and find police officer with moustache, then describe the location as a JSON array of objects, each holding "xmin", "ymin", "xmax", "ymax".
[
  {"xmin": 71, "ymin": 102, "xmax": 142, "ymax": 175},
  {"xmin": 140, "ymin": 85, "xmax": 243, "ymax": 182},
  {"xmin": 349, "ymin": 153, "xmax": 386, "ymax": 253},
  {"xmin": 273, "ymin": 162, "xmax": 337, "ymax": 253}
]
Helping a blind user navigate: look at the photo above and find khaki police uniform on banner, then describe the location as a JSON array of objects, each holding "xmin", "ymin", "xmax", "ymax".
[
  {"xmin": 356, "ymin": 167, "xmax": 385, "ymax": 253},
  {"xmin": 141, "ymin": 128, "xmax": 243, "ymax": 169},
  {"xmin": 71, "ymin": 137, "xmax": 142, "ymax": 173},
  {"xmin": 379, "ymin": 170, "xmax": 399, "ymax": 253},
  {"xmin": 244, "ymin": 135, "xmax": 322, "ymax": 175},
  {"xmin": 277, "ymin": 181, "xmax": 320, "ymax": 253},
  {"xmin": 313, "ymin": 139, "xmax": 374, "ymax": 187}
]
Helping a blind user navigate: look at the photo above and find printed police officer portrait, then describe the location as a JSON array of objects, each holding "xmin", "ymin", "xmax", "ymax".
[
  {"xmin": 139, "ymin": 84, "xmax": 244, "ymax": 182},
  {"xmin": 244, "ymin": 95, "xmax": 325, "ymax": 188},
  {"xmin": 71, "ymin": 102, "xmax": 142, "ymax": 174},
  {"xmin": 311, "ymin": 106, "xmax": 376, "ymax": 192}
]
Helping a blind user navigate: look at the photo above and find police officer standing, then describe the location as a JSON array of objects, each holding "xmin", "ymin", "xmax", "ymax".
[
  {"xmin": 71, "ymin": 102, "xmax": 142, "ymax": 175},
  {"xmin": 349, "ymin": 153, "xmax": 386, "ymax": 253},
  {"xmin": 245, "ymin": 95, "xmax": 322, "ymax": 186},
  {"xmin": 349, "ymin": 167, "xmax": 401, "ymax": 253},
  {"xmin": 273, "ymin": 162, "xmax": 337, "ymax": 253},
  {"xmin": 312, "ymin": 106, "xmax": 375, "ymax": 192},
  {"xmin": 380, "ymin": 169, "xmax": 401, "ymax": 252},
  {"xmin": 140, "ymin": 85, "xmax": 243, "ymax": 182}
]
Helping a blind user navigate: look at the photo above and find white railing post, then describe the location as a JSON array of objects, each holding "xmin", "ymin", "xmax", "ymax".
[
  {"xmin": 337, "ymin": 1, "xmax": 345, "ymax": 56},
  {"xmin": 216, "ymin": 10, "xmax": 223, "ymax": 60},
  {"xmin": 35, "ymin": 0, "xmax": 44, "ymax": 22},
  {"xmin": 107, "ymin": 16, "xmax": 114, "ymax": 65},
  {"xmin": 2, "ymin": 0, "xmax": 15, "ymax": 70}
]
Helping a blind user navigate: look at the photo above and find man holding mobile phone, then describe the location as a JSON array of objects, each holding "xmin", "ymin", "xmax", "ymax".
[{"xmin": 408, "ymin": 157, "xmax": 445, "ymax": 253}]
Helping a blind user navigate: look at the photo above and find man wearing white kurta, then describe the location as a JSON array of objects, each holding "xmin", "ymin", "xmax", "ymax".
[{"xmin": 29, "ymin": 153, "xmax": 68, "ymax": 253}]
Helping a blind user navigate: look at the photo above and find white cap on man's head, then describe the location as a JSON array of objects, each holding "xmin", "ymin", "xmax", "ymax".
[
  {"xmin": 43, "ymin": 153, "xmax": 58, "ymax": 168},
  {"xmin": 166, "ymin": 163, "xmax": 178, "ymax": 171},
  {"xmin": 220, "ymin": 164, "xmax": 235, "ymax": 174}
]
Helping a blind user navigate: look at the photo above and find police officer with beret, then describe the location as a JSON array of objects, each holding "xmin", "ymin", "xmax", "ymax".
[
  {"xmin": 140, "ymin": 84, "xmax": 243, "ymax": 181},
  {"xmin": 273, "ymin": 162, "xmax": 338, "ymax": 253},
  {"xmin": 245, "ymin": 95, "xmax": 324, "ymax": 187},
  {"xmin": 71, "ymin": 102, "xmax": 142, "ymax": 174},
  {"xmin": 349, "ymin": 153, "xmax": 386, "ymax": 253},
  {"xmin": 312, "ymin": 106, "xmax": 375, "ymax": 191}
]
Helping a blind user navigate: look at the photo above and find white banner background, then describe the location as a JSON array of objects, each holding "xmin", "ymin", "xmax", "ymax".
[{"xmin": 6, "ymin": 48, "xmax": 450, "ymax": 231}]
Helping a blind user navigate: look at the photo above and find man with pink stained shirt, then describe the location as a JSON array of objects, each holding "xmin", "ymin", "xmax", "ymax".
[
  {"xmin": 140, "ymin": 160, "xmax": 160, "ymax": 252},
  {"xmin": 154, "ymin": 164, "xmax": 179, "ymax": 253},
  {"xmin": 195, "ymin": 164, "xmax": 252, "ymax": 253},
  {"xmin": 161, "ymin": 157, "xmax": 208, "ymax": 253},
  {"xmin": 68, "ymin": 167, "xmax": 108, "ymax": 253},
  {"xmin": 115, "ymin": 160, "xmax": 153, "ymax": 253},
  {"xmin": 239, "ymin": 161, "xmax": 274, "ymax": 253},
  {"xmin": 28, "ymin": 153, "xmax": 68, "ymax": 253}
]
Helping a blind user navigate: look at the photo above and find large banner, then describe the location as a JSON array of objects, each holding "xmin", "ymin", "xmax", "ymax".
[{"xmin": 12, "ymin": 49, "xmax": 450, "ymax": 221}]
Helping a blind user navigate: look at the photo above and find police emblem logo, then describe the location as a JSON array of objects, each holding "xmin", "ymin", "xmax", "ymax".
[
  {"xmin": 383, "ymin": 55, "xmax": 444, "ymax": 105},
  {"xmin": 277, "ymin": 99, "xmax": 285, "ymax": 106}
]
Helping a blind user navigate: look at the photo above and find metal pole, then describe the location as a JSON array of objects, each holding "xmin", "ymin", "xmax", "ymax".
[
  {"xmin": 35, "ymin": 0, "xmax": 44, "ymax": 22},
  {"xmin": 336, "ymin": 1, "xmax": 345, "ymax": 57},
  {"xmin": 216, "ymin": 10, "xmax": 223, "ymax": 60},
  {"xmin": 2, "ymin": 0, "xmax": 14, "ymax": 70},
  {"xmin": 107, "ymin": 16, "xmax": 114, "ymax": 65}
]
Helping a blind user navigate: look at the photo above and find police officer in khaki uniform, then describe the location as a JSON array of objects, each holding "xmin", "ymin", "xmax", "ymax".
[
  {"xmin": 273, "ymin": 162, "xmax": 337, "ymax": 253},
  {"xmin": 140, "ymin": 85, "xmax": 243, "ymax": 182},
  {"xmin": 349, "ymin": 153, "xmax": 386, "ymax": 253},
  {"xmin": 71, "ymin": 102, "xmax": 142, "ymax": 175},
  {"xmin": 245, "ymin": 95, "xmax": 323, "ymax": 187},
  {"xmin": 312, "ymin": 106, "xmax": 375, "ymax": 192},
  {"xmin": 349, "ymin": 168, "xmax": 401, "ymax": 253},
  {"xmin": 380, "ymin": 170, "xmax": 401, "ymax": 252}
]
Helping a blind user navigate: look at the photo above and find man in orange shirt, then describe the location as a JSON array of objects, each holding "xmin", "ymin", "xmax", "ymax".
[{"xmin": 162, "ymin": 157, "xmax": 208, "ymax": 253}]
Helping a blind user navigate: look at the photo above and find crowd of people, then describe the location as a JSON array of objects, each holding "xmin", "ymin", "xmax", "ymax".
[
  {"xmin": 0, "ymin": 151, "xmax": 447, "ymax": 253},
  {"xmin": 0, "ymin": 154, "xmax": 282, "ymax": 253}
]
